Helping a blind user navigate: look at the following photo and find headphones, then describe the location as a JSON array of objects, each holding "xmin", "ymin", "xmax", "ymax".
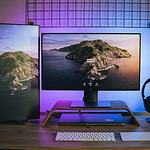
[{"xmin": 141, "ymin": 78, "xmax": 150, "ymax": 113}]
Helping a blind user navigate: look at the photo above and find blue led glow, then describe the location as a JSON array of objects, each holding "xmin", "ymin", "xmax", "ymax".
[{"xmin": 40, "ymin": 28, "xmax": 150, "ymax": 112}]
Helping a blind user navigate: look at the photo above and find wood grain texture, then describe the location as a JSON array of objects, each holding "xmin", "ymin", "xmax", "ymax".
[
  {"xmin": 0, "ymin": 114, "xmax": 150, "ymax": 150},
  {"xmin": 42, "ymin": 101, "xmax": 140, "ymax": 127}
]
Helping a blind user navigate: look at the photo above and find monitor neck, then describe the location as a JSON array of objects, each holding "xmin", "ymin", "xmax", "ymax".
[{"xmin": 83, "ymin": 88, "xmax": 98, "ymax": 104}]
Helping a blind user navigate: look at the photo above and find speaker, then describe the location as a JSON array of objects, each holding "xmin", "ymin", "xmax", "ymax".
[{"xmin": 141, "ymin": 78, "xmax": 150, "ymax": 123}]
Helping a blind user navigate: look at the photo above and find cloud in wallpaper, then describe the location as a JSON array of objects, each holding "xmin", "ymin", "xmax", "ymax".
[{"xmin": 0, "ymin": 25, "xmax": 38, "ymax": 58}]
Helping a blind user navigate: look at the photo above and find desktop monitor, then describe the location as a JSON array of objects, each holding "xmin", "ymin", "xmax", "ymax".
[
  {"xmin": 0, "ymin": 24, "xmax": 39, "ymax": 122},
  {"xmin": 42, "ymin": 33, "xmax": 140, "ymax": 104}
]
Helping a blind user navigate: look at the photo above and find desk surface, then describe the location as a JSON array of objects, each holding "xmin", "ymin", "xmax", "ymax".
[{"xmin": 0, "ymin": 114, "xmax": 150, "ymax": 150}]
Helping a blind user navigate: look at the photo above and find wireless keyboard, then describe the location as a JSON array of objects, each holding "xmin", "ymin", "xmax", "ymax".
[{"xmin": 55, "ymin": 132, "xmax": 116, "ymax": 141}]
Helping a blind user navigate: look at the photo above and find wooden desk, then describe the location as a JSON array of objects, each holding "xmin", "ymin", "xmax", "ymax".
[{"xmin": 0, "ymin": 114, "xmax": 150, "ymax": 149}]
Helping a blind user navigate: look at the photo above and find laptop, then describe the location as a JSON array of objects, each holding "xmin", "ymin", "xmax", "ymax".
[{"xmin": 59, "ymin": 113, "xmax": 124, "ymax": 125}]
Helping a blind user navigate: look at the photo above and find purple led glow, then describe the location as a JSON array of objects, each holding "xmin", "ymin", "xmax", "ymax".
[
  {"xmin": 0, "ymin": 0, "xmax": 149, "ymax": 113},
  {"xmin": 27, "ymin": 0, "xmax": 149, "ymax": 28},
  {"xmin": 0, "ymin": 0, "xmax": 25, "ymax": 24},
  {"xmin": 40, "ymin": 28, "xmax": 150, "ymax": 113}
]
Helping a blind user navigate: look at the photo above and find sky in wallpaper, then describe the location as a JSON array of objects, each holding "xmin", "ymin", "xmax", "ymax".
[
  {"xmin": 0, "ymin": 24, "xmax": 38, "ymax": 58},
  {"xmin": 42, "ymin": 33, "xmax": 140, "ymax": 55}
]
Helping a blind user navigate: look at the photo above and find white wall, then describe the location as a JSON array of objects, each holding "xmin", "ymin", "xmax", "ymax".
[{"xmin": 0, "ymin": 0, "xmax": 25, "ymax": 23}]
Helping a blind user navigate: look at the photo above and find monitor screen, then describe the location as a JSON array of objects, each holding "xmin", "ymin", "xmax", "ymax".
[
  {"xmin": 0, "ymin": 24, "xmax": 39, "ymax": 121},
  {"xmin": 42, "ymin": 33, "xmax": 140, "ymax": 91}
]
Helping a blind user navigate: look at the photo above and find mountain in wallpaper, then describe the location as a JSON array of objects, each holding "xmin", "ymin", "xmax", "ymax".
[
  {"xmin": 0, "ymin": 51, "xmax": 38, "ymax": 95},
  {"xmin": 58, "ymin": 39, "xmax": 131, "ymax": 80}
]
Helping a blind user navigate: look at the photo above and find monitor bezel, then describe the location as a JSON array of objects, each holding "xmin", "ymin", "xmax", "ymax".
[
  {"xmin": 0, "ymin": 23, "xmax": 40, "ymax": 119},
  {"xmin": 41, "ymin": 32, "xmax": 141, "ymax": 91}
]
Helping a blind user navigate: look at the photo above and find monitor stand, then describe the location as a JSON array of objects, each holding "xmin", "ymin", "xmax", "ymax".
[
  {"xmin": 41, "ymin": 100, "xmax": 140, "ymax": 127},
  {"xmin": 70, "ymin": 89, "xmax": 115, "ymax": 125},
  {"xmin": 71, "ymin": 88, "xmax": 111, "ymax": 108}
]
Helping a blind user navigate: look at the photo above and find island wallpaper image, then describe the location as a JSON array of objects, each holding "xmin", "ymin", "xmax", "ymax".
[
  {"xmin": 42, "ymin": 33, "xmax": 140, "ymax": 90},
  {"xmin": 0, "ymin": 24, "xmax": 39, "ymax": 118}
]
